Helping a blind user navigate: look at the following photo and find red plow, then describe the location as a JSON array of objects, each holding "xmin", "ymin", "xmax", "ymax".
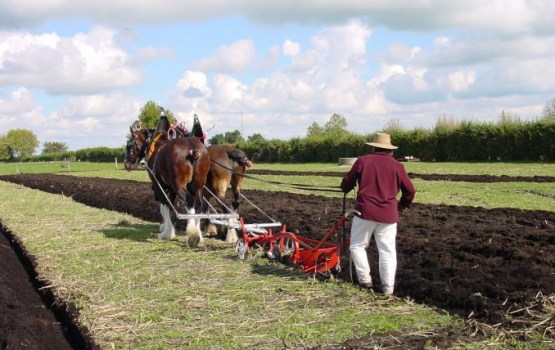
[{"xmin": 235, "ymin": 210, "xmax": 359, "ymax": 275}]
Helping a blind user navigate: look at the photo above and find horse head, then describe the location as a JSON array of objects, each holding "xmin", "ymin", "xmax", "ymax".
[{"xmin": 124, "ymin": 127, "xmax": 150, "ymax": 171}]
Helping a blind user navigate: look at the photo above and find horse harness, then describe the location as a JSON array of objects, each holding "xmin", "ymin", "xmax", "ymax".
[{"xmin": 145, "ymin": 130, "xmax": 202, "ymax": 180}]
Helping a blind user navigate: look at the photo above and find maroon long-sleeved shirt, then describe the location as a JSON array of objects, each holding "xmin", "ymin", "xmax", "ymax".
[{"xmin": 340, "ymin": 151, "xmax": 416, "ymax": 223}]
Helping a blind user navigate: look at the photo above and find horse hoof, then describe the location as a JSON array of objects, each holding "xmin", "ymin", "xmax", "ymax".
[
  {"xmin": 187, "ymin": 234, "xmax": 201, "ymax": 247},
  {"xmin": 225, "ymin": 229, "xmax": 238, "ymax": 244},
  {"xmin": 158, "ymin": 231, "xmax": 176, "ymax": 240},
  {"xmin": 205, "ymin": 224, "xmax": 218, "ymax": 237},
  {"xmin": 158, "ymin": 232, "xmax": 168, "ymax": 240}
]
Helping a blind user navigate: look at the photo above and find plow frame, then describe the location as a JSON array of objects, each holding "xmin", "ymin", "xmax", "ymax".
[{"xmin": 236, "ymin": 210, "xmax": 359, "ymax": 276}]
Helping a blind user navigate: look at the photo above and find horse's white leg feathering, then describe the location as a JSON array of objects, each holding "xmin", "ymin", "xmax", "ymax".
[
  {"xmin": 158, "ymin": 204, "xmax": 175, "ymax": 240},
  {"xmin": 185, "ymin": 207, "xmax": 203, "ymax": 247},
  {"xmin": 225, "ymin": 217, "xmax": 239, "ymax": 244}
]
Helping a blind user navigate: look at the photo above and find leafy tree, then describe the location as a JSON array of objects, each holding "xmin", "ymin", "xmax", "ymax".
[
  {"xmin": 0, "ymin": 136, "xmax": 10, "ymax": 160},
  {"xmin": 306, "ymin": 122, "xmax": 324, "ymax": 137},
  {"xmin": 4, "ymin": 129, "xmax": 39, "ymax": 158},
  {"xmin": 208, "ymin": 134, "xmax": 226, "ymax": 145},
  {"xmin": 324, "ymin": 113, "xmax": 348, "ymax": 134},
  {"xmin": 307, "ymin": 113, "xmax": 349, "ymax": 138},
  {"xmin": 542, "ymin": 97, "xmax": 555, "ymax": 120},
  {"xmin": 224, "ymin": 130, "xmax": 244, "ymax": 143},
  {"xmin": 42, "ymin": 142, "xmax": 68, "ymax": 154},
  {"xmin": 137, "ymin": 101, "xmax": 176, "ymax": 128},
  {"xmin": 382, "ymin": 118, "xmax": 403, "ymax": 133},
  {"xmin": 247, "ymin": 133, "xmax": 266, "ymax": 144},
  {"xmin": 208, "ymin": 130, "xmax": 245, "ymax": 145}
]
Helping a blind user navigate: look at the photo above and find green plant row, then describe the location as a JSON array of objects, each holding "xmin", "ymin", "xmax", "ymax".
[
  {"xmin": 235, "ymin": 119, "xmax": 555, "ymax": 162},
  {"xmin": 393, "ymin": 119, "xmax": 555, "ymax": 162},
  {"xmin": 21, "ymin": 146, "xmax": 126, "ymax": 162}
]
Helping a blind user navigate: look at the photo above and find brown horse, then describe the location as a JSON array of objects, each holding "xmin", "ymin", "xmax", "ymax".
[
  {"xmin": 203, "ymin": 145, "xmax": 252, "ymax": 243},
  {"xmin": 150, "ymin": 115, "xmax": 252, "ymax": 243},
  {"xmin": 124, "ymin": 127, "xmax": 210, "ymax": 247}
]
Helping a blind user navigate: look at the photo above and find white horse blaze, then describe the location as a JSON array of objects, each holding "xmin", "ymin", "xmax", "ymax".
[{"xmin": 158, "ymin": 203, "xmax": 176, "ymax": 240}]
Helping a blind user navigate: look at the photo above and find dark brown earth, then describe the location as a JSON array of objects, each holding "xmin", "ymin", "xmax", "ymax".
[
  {"xmin": 247, "ymin": 168, "xmax": 555, "ymax": 183},
  {"xmin": 1, "ymin": 173, "xmax": 554, "ymax": 349}
]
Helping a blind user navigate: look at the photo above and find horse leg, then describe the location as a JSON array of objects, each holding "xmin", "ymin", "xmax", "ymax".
[
  {"xmin": 180, "ymin": 189, "xmax": 203, "ymax": 247},
  {"xmin": 224, "ymin": 201, "xmax": 239, "ymax": 244},
  {"xmin": 151, "ymin": 181, "xmax": 176, "ymax": 240},
  {"xmin": 209, "ymin": 188, "xmax": 228, "ymax": 239},
  {"xmin": 230, "ymin": 168, "xmax": 245, "ymax": 211},
  {"xmin": 202, "ymin": 188, "xmax": 218, "ymax": 238},
  {"xmin": 224, "ymin": 169, "xmax": 246, "ymax": 244},
  {"xmin": 158, "ymin": 193, "xmax": 177, "ymax": 240},
  {"xmin": 158, "ymin": 203, "xmax": 176, "ymax": 240},
  {"xmin": 151, "ymin": 183, "xmax": 165, "ymax": 233},
  {"xmin": 212, "ymin": 177, "xmax": 236, "ymax": 242}
]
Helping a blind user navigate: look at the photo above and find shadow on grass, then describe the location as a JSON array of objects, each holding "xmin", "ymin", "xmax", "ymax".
[
  {"xmin": 197, "ymin": 241, "xmax": 233, "ymax": 252},
  {"xmin": 248, "ymin": 258, "xmax": 319, "ymax": 282},
  {"xmin": 100, "ymin": 221, "xmax": 159, "ymax": 242}
]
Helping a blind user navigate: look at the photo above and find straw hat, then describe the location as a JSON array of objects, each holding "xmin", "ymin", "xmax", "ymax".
[{"xmin": 366, "ymin": 132, "xmax": 398, "ymax": 149}]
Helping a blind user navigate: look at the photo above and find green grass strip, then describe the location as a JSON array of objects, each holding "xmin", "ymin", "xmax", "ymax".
[{"xmin": 1, "ymin": 162, "xmax": 553, "ymax": 212}]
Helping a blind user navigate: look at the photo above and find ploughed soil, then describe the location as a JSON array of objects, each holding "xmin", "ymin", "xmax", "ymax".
[
  {"xmin": 247, "ymin": 168, "xmax": 555, "ymax": 183},
  {"xmin": 1, "ymin": 172, "xmax": 554, "ymax": 349}
]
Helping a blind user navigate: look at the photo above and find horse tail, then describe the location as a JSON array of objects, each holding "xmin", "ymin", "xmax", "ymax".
[{"xmin": 187, "ymin": 147, "xmax": 200, "ymax": 161}]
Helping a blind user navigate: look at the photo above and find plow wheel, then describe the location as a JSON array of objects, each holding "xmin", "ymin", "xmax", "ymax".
[
  {"xmin": 273, "ymin": 235, "xmax": 299, "ymax": 265},
  {"xmin": 235, "ymin": 238, "xmax": 248, "ymax": 260}
]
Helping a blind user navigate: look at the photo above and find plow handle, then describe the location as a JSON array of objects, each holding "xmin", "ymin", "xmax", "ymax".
[{"xmin": 307, "ymin": 209, "xmax": 360, "ymax": 257}]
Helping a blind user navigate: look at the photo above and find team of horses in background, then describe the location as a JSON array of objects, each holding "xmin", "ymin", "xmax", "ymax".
[{"xmin": 124, "ymin": 112, "xmax": 252, "ymax": 247}]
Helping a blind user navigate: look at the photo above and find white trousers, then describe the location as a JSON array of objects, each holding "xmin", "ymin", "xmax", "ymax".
[{"xmin": 349, "ymin": 216, "xmax": 397, "ymax": 294}]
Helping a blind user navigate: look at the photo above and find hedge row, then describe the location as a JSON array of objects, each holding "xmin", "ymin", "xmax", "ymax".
[
  {"xmin": 391, "ymin": 120, "xmax": 554, "ymax": 161},
  {"xmin": 236, "ymin": 119, "xmax": 555, "ymax": 162},
  {"xmin": 20, "ymin": 119, "xmax": 555, "ymax": 163},
  {"xmin": 24, "ymin": 147, "xmax": 126, "ymax": 163}
]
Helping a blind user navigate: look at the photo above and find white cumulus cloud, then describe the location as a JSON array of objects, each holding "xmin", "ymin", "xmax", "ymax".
[
  {"xmin": 191, "ymin": 39, "xmax": 256, "ymax": 73},
  {"xmin": 0, "ymin": 26, "xmax": 142, "ymax": 95}
]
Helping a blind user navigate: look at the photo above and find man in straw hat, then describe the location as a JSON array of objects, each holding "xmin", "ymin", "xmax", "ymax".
[{"xmin": 341, "ymin": 132, "xmax": 416, "ymax": 295}]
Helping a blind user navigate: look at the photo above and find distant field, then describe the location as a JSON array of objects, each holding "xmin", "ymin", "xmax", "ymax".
[{"xmin": 1, "ymin": 160, "xmax": 553, "ymax": 212}]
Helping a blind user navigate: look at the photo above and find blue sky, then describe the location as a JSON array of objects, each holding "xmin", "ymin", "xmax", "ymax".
[{"xmin": 1, "ymin": 1, "xmax": 554, "ymax": 151}]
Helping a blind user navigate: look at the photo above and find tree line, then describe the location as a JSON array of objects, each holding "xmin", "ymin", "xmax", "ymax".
[{"xmin": 3, "ymin": 99, "xmax": 555, "ymax": 163}]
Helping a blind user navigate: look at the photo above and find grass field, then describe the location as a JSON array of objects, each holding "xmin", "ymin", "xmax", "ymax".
[{"xmin": 0, "ymin": 160, "xmax": 554, "ymax": 349}]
